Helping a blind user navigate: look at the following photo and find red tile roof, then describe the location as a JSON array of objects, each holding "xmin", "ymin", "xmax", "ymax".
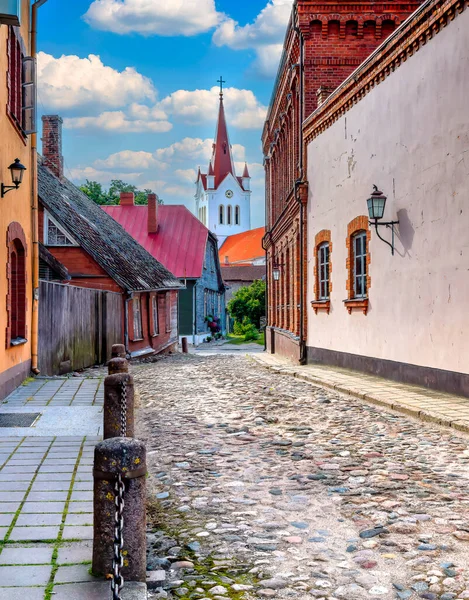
[
  {"xmin": 102, "ymin": 204, "xmax": 208, "ymax": 279},
  {"xmin": 219, "ymin": 227, "xmax": 266, "ymax": 265}
]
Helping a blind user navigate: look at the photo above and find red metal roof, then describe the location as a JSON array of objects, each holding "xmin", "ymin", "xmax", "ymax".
[{"xmin": 102, "ymin": 204, "xmax": 208, "ymax": 279}]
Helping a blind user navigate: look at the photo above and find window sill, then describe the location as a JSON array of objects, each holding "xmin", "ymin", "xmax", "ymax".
[
  {"xmin": 131, "ymin": 337, "xmax": 144, "ymax": 342},
  {"xmin": 311, "ymin": 300, "xmax": 330, "ymax": 314},
  {"xmin": 151, "ymin": 333, "xmax": 159, "ymax": 338},
  {"xmin": 10, "ymin": 337, "xmax": 27, "ymax": 347},
  {"xmin": 343, "ymin": 298, "xmax": 368, "ymax": 315}
]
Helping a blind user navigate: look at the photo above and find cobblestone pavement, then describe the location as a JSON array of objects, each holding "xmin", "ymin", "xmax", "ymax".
[{"xmin": 135, "ymin": 353, "xmax": 469, "ymax": 600}]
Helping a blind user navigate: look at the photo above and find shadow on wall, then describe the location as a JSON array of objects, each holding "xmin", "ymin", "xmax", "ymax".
[{"xmin": 396, "ymin": 208, "xmax": 415, "ymax": 255}]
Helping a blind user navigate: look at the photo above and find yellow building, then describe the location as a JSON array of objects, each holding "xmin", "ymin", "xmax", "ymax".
[{"xmin": 0, "ymin": 1, "xmax": 42, "ymax": 399}]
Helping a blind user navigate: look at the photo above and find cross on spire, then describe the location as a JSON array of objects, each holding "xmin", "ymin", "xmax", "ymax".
[{"xmin": 217, "ymin": 75, "xmax": 226, "ymax": 96}]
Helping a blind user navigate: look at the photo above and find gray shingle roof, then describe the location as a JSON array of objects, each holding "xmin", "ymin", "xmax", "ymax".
[
  {"xmin": 221, "ymin": 265, "xmax": 266, "ymax": 282},
  {"xmin": 38, "ymin": 160, "xmax": 182, "ymax": 292}
]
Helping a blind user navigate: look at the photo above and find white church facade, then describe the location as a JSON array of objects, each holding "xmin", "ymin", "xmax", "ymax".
[{"xmin": 195, "ymin": 89, "xmax": 251, "ymax": 246}]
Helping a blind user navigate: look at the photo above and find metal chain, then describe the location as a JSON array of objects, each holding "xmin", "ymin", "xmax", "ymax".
[
  {"xmin": 110, "ymin": 473, "xmax": 125, "ymax": 600},
  {"xmin": 120, "ymin": 380, "xmax": 127, "ymax": 437}
]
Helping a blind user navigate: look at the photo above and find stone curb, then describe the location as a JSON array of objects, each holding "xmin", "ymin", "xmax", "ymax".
[
  {"xmin": 122, "ymin": 581, "xmax": 148, "ymax": 599},
  {"xmin": 250, "ymin": 355, "xmax": 469, "ymax": 435}
]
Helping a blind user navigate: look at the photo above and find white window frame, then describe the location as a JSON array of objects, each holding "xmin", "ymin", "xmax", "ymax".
[
  {"xmin": 235, "ymin": 205, "xmax": 240, "ymax": 225},
  {"xmin": 132, "ymin": 297, "xmax": 143, "ymax": 340},
  {"xmin": 353, "ymin": 231, "xmax": 367, "ymax": 299},
  {"xmin": 318, "ymin": 242, "xmax": 330, "ymax": 300},
  {"xmin": 219, "ymin": 205, "xmax": 224, "ymax": 224},
  {"xmin": 44, "ymin": 211, "xmax": 79, "ymax": 247},
  {"xmin": 151, "ymin": 294, "xmax": 159, "ymax": 336}
]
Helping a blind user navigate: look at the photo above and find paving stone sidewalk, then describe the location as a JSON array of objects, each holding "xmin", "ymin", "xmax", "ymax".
[
  {"xmin": 252, "ymin": 353, "xmax": 469, "ymax": 433},
  {"xmin": 0, "ymin": 377, "xmax": 147, "ymax": 599}
]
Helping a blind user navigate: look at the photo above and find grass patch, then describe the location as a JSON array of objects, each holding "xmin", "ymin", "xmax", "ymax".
[
  {"xmin": 146, "ymin": 496, "xmax": 258, "ymax": 600},
  {"xmin": 227, "ymin": 332, "xmax": 265, "ymax": 346}
]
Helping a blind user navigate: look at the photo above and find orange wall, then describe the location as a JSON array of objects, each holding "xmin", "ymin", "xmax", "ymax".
[{"xmin": 0, "ymin": 2, "xmax": 34, "ymax": 396}]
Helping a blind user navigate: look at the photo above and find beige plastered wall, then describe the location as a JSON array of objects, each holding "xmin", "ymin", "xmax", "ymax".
[{"xmin": 306, "ymin": 10, "xmax": 469, "ymax": 375}]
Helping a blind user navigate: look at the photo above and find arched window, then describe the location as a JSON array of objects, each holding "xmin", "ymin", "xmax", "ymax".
[
  {"xmin": 227, "ymin": 205, "xmax": 232, "ymax": 225},
  {"xmin": 7, "ymin": 223, "xmax": 27, "ymax": 345},
  {"xmin": 219, "ymin": 205, "xmax": 224, "ymax": 225},
  {"xmin": 235, "ymin": 206, "xmax": 240, "ymax": 225}
]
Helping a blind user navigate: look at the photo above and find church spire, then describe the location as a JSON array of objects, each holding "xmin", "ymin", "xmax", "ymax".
[{"xmin": 212, "ymin": 77, "xmax": 236, "ymax": 187}]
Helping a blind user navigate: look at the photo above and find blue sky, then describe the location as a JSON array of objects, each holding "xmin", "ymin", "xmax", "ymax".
[{"xmin": 36, "ymin": 0, "xmax": 294, "ymax": 227}]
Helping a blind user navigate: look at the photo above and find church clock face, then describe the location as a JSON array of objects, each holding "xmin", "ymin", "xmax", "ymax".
[{"xmin": 225, "ymin": 190, "xmax": 234, "ymax": 199}]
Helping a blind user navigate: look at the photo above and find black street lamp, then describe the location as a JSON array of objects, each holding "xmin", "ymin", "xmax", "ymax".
[
  {"xmin": 367, "ymin": 185, "xmax": 399, "ymax": 255},
  {"xmin": 1, "ymin": 159, "xmax": 27, "ymax": 198}
]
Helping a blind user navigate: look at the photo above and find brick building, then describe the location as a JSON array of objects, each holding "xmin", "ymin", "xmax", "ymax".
[
  {"xmin": 262, "ymin": 0, "xmax": 422, "ymax": 362},
  {"xmin": 103, "ymin": 202, "xmax": 226, "ymax": 346},
  {"xmin": 39, "ymin": 116, "xmax": 183, "ymax": 360}
]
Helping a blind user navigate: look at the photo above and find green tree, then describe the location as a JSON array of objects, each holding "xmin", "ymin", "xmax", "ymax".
[
  {"xmin": 227, "ymin": 279, "xmax": 266, "ymax": 329},
  {"xmin": 80, "ymin": 180, "xmax": 164, "ymax": 206},
  {"xmin": 79, "ymin": 180, "xmax": 110, "ymax": 205}
]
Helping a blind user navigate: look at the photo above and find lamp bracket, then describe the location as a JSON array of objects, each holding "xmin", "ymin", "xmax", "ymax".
[
  {"xmin": 1, "ymin": 183, "xmax": 19, "ymax": 198},
  {"xmin": 369, "ymin": 219, "xmax": 399, "ymax": 255}
]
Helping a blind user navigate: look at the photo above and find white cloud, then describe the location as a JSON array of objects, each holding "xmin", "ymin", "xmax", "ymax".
[
  {"xmin": 69, "ymin": 166, "xmax": 143, "ymax": 184},
  {"xmin": 37, "ymin": 52, "xmax": 156, "ymax": 111},
  {"xmin": 64, "ymin": 110, "xmax": 172, "ymax": 133},
  {"xmin": 154, "ymin": 137, "xmax": 214, "ymax": 163},
  {"xmin": 94, "ymin": 150, "xmax": 166, "ymax": 172},
  {"xmin": 84, "ymin": 0, "xmax": 222, "ymax": 36},
  {"xmin": 158, "ymin": 86, "xmax": 267, "ymax": 129},
  {"xmin": 212, "ymin": 0, "xmax": 293, "ymax": 77},
  {"xmin": 174, "ymin": 169, "xmax": 198, "ymax": 184}
]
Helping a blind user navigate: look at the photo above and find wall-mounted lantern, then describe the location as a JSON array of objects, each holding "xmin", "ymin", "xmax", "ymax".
[
  {"xmin": 1, "ymin": 159, "xmax": 27, "ymax": 198},
  {"xmin": 367, "ymin": 185, "xmax": 399, "ymax": 255},
  {"xmin": 272, "ymin": 261, "xmax": 284, "ymax": 281}
]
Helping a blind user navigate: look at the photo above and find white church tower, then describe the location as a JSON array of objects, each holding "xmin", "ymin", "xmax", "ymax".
[{"xmin": 195, "ymin": 81, "xmax": 251, "ymax": 246}]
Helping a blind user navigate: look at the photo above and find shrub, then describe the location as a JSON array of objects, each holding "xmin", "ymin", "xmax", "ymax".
[
  {"xmin": 244, "ymin": 324, "xmax": 259, "ymax": 341},
  {"xmin": 227, "ymin": 280, "xmax": 266, "ymax": 329}
]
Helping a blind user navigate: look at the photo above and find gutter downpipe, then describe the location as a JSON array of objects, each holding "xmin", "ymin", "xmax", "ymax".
[
  {"xmin": 124, "ymin": 294, "xmax": 131, "ymax": 356},
  {"xmin": 293, "ymin": 3, "xmax": 307, "ymax": 366},
  {"xmin": 30, "ymin": 0, "xmax": 48, "ymax": 375}
]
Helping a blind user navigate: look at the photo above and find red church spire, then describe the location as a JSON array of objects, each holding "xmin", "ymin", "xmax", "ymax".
[
  {"xmin": 242, "ymin": 162, "xmax": 250, "ymax": 178},
  {"xmin": 212, "ymin": 78, "xmax": 236, "ymax": 187}
]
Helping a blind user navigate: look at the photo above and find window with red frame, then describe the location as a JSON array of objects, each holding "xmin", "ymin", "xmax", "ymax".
[
  {"xmin": 7, "ymin": 26, "xmax": 24, "ymax": 131},
  {"xmin": 10, "ymin": 239, "xmax": 27, "ymax": 343}
]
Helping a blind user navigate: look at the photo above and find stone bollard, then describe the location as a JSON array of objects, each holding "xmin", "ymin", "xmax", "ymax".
[
  {"xmin": 112, "ymin": 344, "xmax": 127, "ymax": 358},
  {"xmin": 108, "ymin": 356, "xmax": 129, "ymax": 375},
  {"xmin": 93, "ymin": 437, "xmax": 147, "ymax": 582},
  {"xmin": 181, "ymin": 337, "xmax": 189, "ymax": 354},
  {"xmin": 104, "ymin": 373, "xmax": 134, "ymax": 439}
]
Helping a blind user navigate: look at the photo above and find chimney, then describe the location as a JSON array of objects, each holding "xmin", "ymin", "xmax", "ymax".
[
  {"xmin": 120, "ymin": 192, "xmax": 135, "ymax": 206},
  {"xmin": 42, "ymin": 115, "xmax": 64, "ymax": 179},
  {"xmin": 224, "ymin": 256, "xmax": 229, "ymax": 265},
  {"xmin": 316, "ymin": 86, "xmax": 335, "ymax": 107},
  {"xmin": 147, "ymin": 193, "xmax": 159, "ymax": 233}
]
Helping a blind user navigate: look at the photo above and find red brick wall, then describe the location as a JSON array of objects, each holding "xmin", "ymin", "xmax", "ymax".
[
  {"xmin": 127, "ymin": 291, "xmax": 178, "ymax": 355},
  {"xmin": 262, "ymin": 0, "xmax": 421, "ymax": 354},
  {"xmin": 42, "ymin": 115, "xmax": 63, "ymax": 179}
]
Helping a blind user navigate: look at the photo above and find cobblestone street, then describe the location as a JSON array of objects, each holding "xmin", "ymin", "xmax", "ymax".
[{"xmin": 136, "ymin": 354, "xmax": 469, "ymax": 600}]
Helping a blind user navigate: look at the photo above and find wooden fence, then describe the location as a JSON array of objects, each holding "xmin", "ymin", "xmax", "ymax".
[{"xmin": 38, "ymin": 281, "xmax": 123, "ymax": 376}]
